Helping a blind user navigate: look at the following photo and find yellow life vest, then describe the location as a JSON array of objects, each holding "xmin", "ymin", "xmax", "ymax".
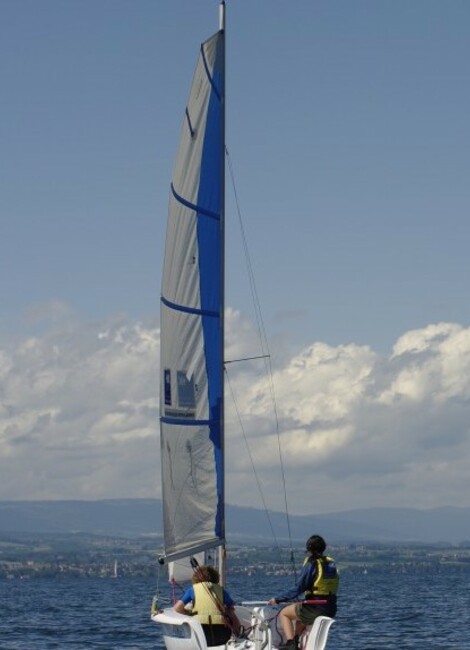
[
  {"xmin": 304, "ymin": 555, "xmax": 339, "ymax": 597},
  {"xmin": 192, "ymin": 582, "xmax": 227, "ymax": 626}
]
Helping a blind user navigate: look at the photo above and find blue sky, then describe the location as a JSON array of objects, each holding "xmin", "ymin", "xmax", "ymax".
[{"xmin": 1, "ymin": 1, "xmax": 470, "ymax": 513}]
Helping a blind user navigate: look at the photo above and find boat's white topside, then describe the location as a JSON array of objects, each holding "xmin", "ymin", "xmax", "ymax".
[{"xmin": 152, "ymin": 604, "xmax": 335, "ymax": 650}]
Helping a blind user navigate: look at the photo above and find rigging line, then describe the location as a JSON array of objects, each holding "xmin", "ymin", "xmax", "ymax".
[
  {"xmin": 225, "ymin": 147, "xmax": 296, "ymax": 572},
  {"xmin": 225, "ymin": 149, "xmax": 266, "ymax": 357},
  {"xmin": 151, "ymin": 559, "xmax": 166, "ymax": 614},
  {"xmin": 225, "ymin": 354, "xmax": 269, "ymax": 364},
  {"xmin": 224, "ymin": 367, "xmax": 281, "ymax": 550}
]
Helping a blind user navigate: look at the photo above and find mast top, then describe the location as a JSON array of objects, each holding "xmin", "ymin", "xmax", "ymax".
[{"xmin": 219, "ymin": 1, "xmax": 225, "ymax": 32}]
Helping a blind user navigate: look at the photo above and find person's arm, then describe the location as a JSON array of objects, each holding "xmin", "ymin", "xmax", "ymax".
[
  {"xmin": 269, "ymin": 561, "xmax": 315, "ymax": 603},
  {"xmin": 173, "ymin": 599, "xmax": 188, "ymax": 614},
  {"xmin": 223, "ymin": 589, "xmax": 242, "ymax": 635},
  {"xmin": 173, "ymin": 587, "xmax": 194, "ymax": 614},
  {"xmin": 223, "ymin": 589, "xmax": 235, "ymax": 607}
]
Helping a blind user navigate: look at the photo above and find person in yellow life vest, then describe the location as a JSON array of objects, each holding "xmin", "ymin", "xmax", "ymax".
[
  {"xmin": 173, "ymin": 565, "xmax": 241, "ymax": 646},
  {"xmin": 267, "ymin": 534, "xmax": 339, "ymax": 650}
]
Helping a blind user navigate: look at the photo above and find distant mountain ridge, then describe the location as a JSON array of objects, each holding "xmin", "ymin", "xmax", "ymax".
[{"xmin": 0, "ymin": 499, "xmax": 469, "ymax": 544}]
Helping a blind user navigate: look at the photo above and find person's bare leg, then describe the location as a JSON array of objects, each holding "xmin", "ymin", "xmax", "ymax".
[
  {"xmin": 279, "ymin": 604, "xmax": 298, "ymax": 641},
  {"xmin": 294, "ymin": 621, "xmax": 306, "ymax": 637},
  {"xmin": 294, "ymin": 621, "xmax": 306, "ymax": 647}
]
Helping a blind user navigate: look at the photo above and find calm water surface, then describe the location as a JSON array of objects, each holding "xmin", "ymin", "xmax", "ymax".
[{"xmin": 1, "ymin": 570, "xmax": 469, "ymax": 649}]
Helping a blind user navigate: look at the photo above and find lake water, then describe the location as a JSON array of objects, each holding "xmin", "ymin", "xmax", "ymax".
[{"xmin": 1, "ymin": 569, "xmax": 469, "ymax": 649}]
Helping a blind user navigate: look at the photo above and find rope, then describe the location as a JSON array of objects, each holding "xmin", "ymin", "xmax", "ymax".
[
  {"xmin": 152, "ymin": 557, "xmax": 172, "ymax": 614},
  {"xmin": 225, "ymin": 368, "xmax": 280, "ymax": 547},
  {"xmin": 191, "ymin": 559, "xmax": 240, "ymax": 636},
  {"xmin": 171, "ymin": 578, "xmax": 177, "ymax": 604},
  {"xmin": 225, "ymin": 146, "xmax": 296, "ymax": 572}
]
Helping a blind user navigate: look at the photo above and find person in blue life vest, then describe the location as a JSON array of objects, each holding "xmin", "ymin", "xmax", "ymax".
[
  {"xmin": 267, "ymin": 534, "xmax": 339, "ymax": 650},
  {"xmin": 173, "ymin": 565, "xmax": 241, "ymax": 646}
]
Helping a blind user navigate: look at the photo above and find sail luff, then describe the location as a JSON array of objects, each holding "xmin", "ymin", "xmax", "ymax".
[{"xmin": 219, "ymin": 0, "xmax": 226, "ymax": 579}]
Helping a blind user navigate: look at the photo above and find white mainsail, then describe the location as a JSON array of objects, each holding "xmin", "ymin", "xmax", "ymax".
[{"xmin": 159, "ymin": 28, "xmax": 225, "ymax": 562}]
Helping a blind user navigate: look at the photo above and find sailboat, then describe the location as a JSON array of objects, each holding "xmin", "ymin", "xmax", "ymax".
[{"xmin": 151, "ymin": 4, "xmax": 334, "ymax": 650}]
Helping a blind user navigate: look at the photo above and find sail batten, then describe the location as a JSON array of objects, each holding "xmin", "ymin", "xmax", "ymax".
[
  {"xmin": 170, "ymin": 183, "xmax": 220, "ymax": 221},
  {"xmin": 159, "ymin": 29, "xmax": 225, "ymax": 561},
  {"xmin": 161, "ymin": 295, "xmax": 219, "ymax": 318}
]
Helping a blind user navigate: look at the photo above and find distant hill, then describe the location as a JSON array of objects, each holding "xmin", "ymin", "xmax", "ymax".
[{"xmin": 0, "ymin": 499, "xmax": 469, "ymax": 544}]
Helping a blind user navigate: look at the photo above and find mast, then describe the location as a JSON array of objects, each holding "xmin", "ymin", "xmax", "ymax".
[
  {"xmin": 218, "ymin": 0, "xmax": 227, "ymax": 585},
  {"xmin": 219, "ymin": 0, "xmax": 225, "ymax": 32}
]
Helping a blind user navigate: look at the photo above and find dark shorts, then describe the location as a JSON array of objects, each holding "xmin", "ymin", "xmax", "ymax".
[
  {"xmin": 295, "ymin": 603, "xmax": 335, "ymax": 626},
  {"xmin": 201, "ymin": 624, "xmax": 231, "ymax": 646}
]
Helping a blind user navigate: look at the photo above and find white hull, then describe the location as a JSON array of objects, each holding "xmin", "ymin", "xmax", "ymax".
[{"xmin": 151, "ymin": 605, "xmax": 334, "ymax": 650}]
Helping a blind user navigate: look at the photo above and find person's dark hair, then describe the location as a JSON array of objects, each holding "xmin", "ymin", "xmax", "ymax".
[
  {"xmin": 306, "ymin": 534, "xmax": 326, "ymax": 556},
  {"xmin": 192, "ymin": 565, "xmax": 220, "ymax": 584}
]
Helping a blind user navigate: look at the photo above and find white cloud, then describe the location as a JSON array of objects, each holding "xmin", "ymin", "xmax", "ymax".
[
  {"xmin": 1, "ymin": 311, "xmax": 470, "ymax": 514},
  {"xmin": 0, "ymin": 315, "xmax": 159, "ymax": 499},
  {"xmin": 224, "ymin": 322, "xmax": 470, "ymax": 513}
]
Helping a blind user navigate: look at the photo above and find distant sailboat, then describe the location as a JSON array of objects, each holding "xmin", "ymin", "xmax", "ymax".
[
  {"xmin": 113, "ymin": 560, "xmax": 118, "ymax": 578},
  {"xmin": 151, "ymin": 4, "xmax": 334, "ymax": 650}
]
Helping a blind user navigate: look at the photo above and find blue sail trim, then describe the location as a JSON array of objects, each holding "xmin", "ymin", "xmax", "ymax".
[
  {"xmin": 161, "ymin": 295, "xmax": 219, "ymax": 319},
  {"xmin": 201, "ymin": 42, "xmax": 221, "ymax": 102},
  {"xmin": 160, "ymin": 417, "xmax": 213, "ymax": 426},
  {"xmin": 171, "ymin": 183, "xmax": 220, "ymax": 221},
  {"xmin": 197, "ymin": 34, "xmax": 224, "ymax": 542}
]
